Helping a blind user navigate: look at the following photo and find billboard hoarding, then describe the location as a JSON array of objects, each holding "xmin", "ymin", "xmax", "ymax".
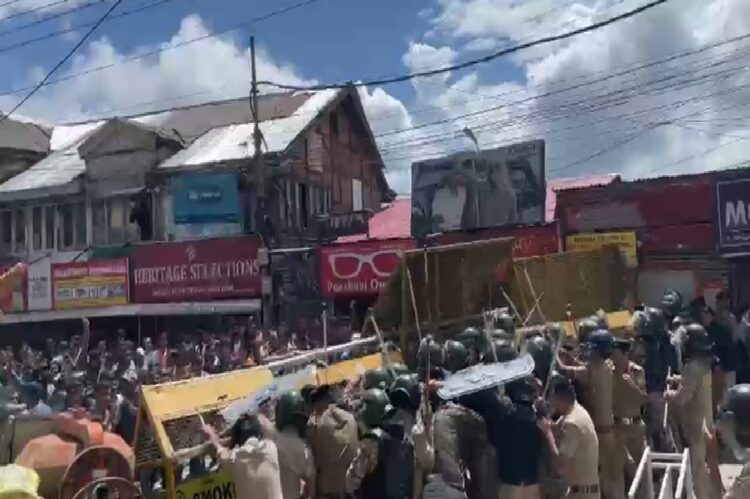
[
  {"xmin": 565, "ymin": 231, "xmax": 638, "ymax": 268},
  {"xmin": 411, "ymin": 139, "xmax": 545, "ymax": 237},
  {"xmin": 319, "ymin": 238, "xmax": 416, "ymax": 297},
  {"xmin": 52, "ymin": 258, "xmax": 129, "ymax": 310},
  {"xmin": 132, "ymin": 236, "xmax": 263, "ymax": 302},
  {"xmin": 717, "ymin": 179, "xmax": 750, "ymax": 253},
  {"xmin": 172, "ymin": 174, "xmax": 242, "ymax": 225}
]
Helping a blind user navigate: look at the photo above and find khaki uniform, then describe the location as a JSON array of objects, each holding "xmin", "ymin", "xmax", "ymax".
[
  {"xmin": 569, "ymin": 361, "xmax": 623, "ymax": 499},
  {"xmin": 306, "ymin": 405, "xmax": 358, "ymax": 499},
  {"xmin": 665, "ymin": 360, "xmax": 712, "ymax": 499},
  {"xmin": 725, "ymin": 462, "xmax": 750, "ymax": 499},
  {"xmin": 274, "ymin": 428, "xmax": 316, "ymax": 499},
  {"xmin": 345, "ymin": 437, "xmax": 379, "ymax": 493},
  {"xmin": 612, "ymin": 362, "xmax": 648, "ymax": 486},
  {"xmin": 557, "ymin": 402, "xmax": 600, "ymax": 499},
  {"xmin": 217, "ymin": 437, "xmax": 283, "ymax": 499}
]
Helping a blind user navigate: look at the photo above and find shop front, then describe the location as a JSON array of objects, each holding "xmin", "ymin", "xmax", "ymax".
[
  {"xmin": 557, "ymin": 173, "xmax": 724, "ymax": 308},
  {"xmin": 319, "ymin": 238, "xmax": 415, "ymax": 334},
  {"xmin": 716, "ymin": 175, "xmax": 750, "ymax": 309}
]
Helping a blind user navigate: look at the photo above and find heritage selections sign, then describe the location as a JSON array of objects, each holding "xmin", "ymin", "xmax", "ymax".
[
  {"xmin": 51, "ymin": 258, "xmax": 129, "ymax": 310},
  {"xmin": 717, "ymin": 179, "xmax": 750, "ymax": 252},
  {"xmin": 319, "ymin": 238, "xmax": 415, "ymax": 297},
  {"xmin": 131, "ymin": 235, "xmax": 263, "ymax": 302},
  {"xmin": 566, "ymin": 231, "xmax": 638, "ymax": 268}
]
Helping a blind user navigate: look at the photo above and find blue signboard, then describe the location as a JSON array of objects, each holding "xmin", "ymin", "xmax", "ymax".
[{"xmin": 172, "ymin": 174, "xmax": 241, "ymax": 225}]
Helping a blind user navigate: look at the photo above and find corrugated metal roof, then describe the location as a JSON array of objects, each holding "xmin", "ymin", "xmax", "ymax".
[
  {"xmin": 337, "ymin": 198, "xmax": 412, "ymax": 243},
  {"xmin": 0, "ymin": 117, "xmax": 51, "ymax": 153},
  {"xmin": 545, "ymin": 174, "xmax": 621, "ymax": 221},
  {"xmin": 159, "ymin": 89, "xmax": 340, "ymax": 170}
]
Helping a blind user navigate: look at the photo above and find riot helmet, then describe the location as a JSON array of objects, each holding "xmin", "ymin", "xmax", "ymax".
[
  {"xmin": 577, "ymin": 318, "xmax": 600, "ymax": 344},
  {"xmin": 645, "ymin": 307, "xmax": 667, "ymax": 336},
  {"xmin": 362, "ymin": 368, "xmax": 390, "ymax": 390},
  {"xmin": 661, "ymin": 289, "xmax": 684, "ymax": 319},
  {"xmin": 481, "ymin": 339, "xmax": 517, "ymax": 364},
  {"xmin": 719, "ymin": 384, "xmax": 750, "ymax": 461},
  {"xmin": 631, "ymin": 310, "xmax": 650, "ymax": 338},
  {"xmin": 444, "ymin": 340, "xmax": 470, "ymax": 373},
  {"xmin": 359, "ymin": 388, "xmax": 392, "ymax": 428},
  {"xmin": 418, "ymin": 335, "xmax": 443, "ymax": 368},
  {"xmin": 545, "ymin": 322, "xmax": 564, "ymax": 342},
  {"xmin": 586, "ymin": 329, "xmax": 614, "ymax": 358},
  {"xmin": 525, "ymin": 335, "xmax": 553, "ymax": 381},
  {"xmin": 389, "ymin": 363, "xmax": 412, "ymax": 378},
  {"xmin": 389, "ymin": 373, "xmax": 421, "ymax": 414},
  {"xmin": 496, "ymin": 311, "xmax": 515, "ymax": 335},
  {"xmin": 275, "ymin": 391, "xmax": 307, "ymax": 433},
  {"xmin": 682, "ymin": 323, "xmax": 714, "ymax": 361},
  {"xmin": 491, "ymin": 329, "xmax": 514, "ymax": 342},
  {"xmin": 456, "ymin": 327, "xmax": 481, "ymax": 348}
]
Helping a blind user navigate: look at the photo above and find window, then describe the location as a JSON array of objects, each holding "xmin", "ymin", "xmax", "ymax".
[
  {"xmin": 74, "ymin": 201, "xmax": 87, "ymax": 248},
  {"xmin": 14, "ymin": 209, "xmax": 26, "ymax": 253},
  {"xmin": 108, "ymin": 198, "xmax": 125, "ymax": 244},
  {"xmin": 92, "ymin": 199, "xmax": 107, "ymax": 246},
  {"xmin": 352, "ymin": 179, "xmax": 363, "ymax": 211},
  {"xmin": 58, "ymin": 204, "xmax": 74, "ymax": 249},
  {"xmin": 299, "ymin": 183, "xmax": 308, "ymax": 228},
  {"xmin": 32, "ymin": 207, "xmax": 42, "ymax": 251},
  {"xmin": 44, "ymin": 206, "xmax": 55, "ymax": 250},
  {"xmin": 0, "ymin": 211, "xmax": 11, "ymax": 251}
]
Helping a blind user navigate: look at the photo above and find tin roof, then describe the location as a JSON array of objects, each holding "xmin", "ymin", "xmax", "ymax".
[
  {"xmin": 337, "ymin": 198, "xmax": 412, "ymax": 243},
  {"xmin": 545, "ymin": 174, "xmax": 621, "ymax": 221}
]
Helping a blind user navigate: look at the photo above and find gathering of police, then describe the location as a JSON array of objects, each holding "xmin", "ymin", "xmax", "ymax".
[{"xmin": 191, "ymin": 287, "xmax": 750, "ymax": 499}]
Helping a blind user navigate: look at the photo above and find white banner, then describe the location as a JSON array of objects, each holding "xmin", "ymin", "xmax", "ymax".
[{"xmin": 27, "ymin": 251, "xmax": 86, "ymax": 311}]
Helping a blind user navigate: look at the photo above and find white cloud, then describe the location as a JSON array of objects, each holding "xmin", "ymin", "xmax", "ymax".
[
  {"xmin": 375, "ymin": 0, "xmax": 750, "ymax": 189},
  {"xmin": 0, "ymin": 0, "xmax": 86, "ymax": 20}
]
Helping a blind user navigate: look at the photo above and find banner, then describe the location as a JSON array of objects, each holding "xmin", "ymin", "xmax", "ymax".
[
  {"xmin": 436, "ymin": 222, "xmax": 560, "ymax": 259},
  {"xmin": 172, "ymin": 174, "xmax": 241, "ymax": 225},
  {"xmin": 131, "ymin": 236, "xmax": 263, "ymax": 302},
  {"xmin": 52, "ymin": 258, "xmax": 129, "ymax": 310},
  {"xmin": 411, "ymin": 139, "xmax": 545, "ymax": 237},
  {"xmin": 565, "ymin": 231, "xmax": 638, "ymax": 268},
  {"xmin": 319, "ymin": 238, "xmax": 415, "ymax": 297},
  {"xmin": 27, "ymin": 251, "xmax": 83, "ymax": 311},
  {"xmin": 717, "ymin": 178, "xmax": 750, "ymax": 253}
]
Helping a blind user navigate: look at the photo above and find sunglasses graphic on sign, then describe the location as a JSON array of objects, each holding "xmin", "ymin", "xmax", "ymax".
[{"xmin": 328, "ymin": 250, "xmax": 402, "ymax": 279}]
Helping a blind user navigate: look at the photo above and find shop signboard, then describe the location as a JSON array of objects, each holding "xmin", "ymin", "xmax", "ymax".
[
  {"xmin": 172, "ymin": 174, "xmax": 241, "ymax": 225},
  {"xmin": 717, "ymin": 178, "xmax": 750, "ymax": 253},
  {"xmin": 27, "ymin": 251, "xmax": 87, "ymax": 311},
  {"xmin": 411, "ymin": 139, "xmax": 545, "ymax": 237},
  {"xmin": 131, "ymin": 235, "xmax": 263, "ymax": 302},
  {"xmin": 435, "ymin": 222, "xmax": 560, "ymax": 259},
  {"xmin": 51, "ymin": 258, "xmax": 129, "ymax": 310},
  {"xmin": 319, "ymin": 238, "xmax": 416, "ymax": 297},
  {"xmin": 565, "ymin": 231, "xmax": 638, "ymax": 268}
]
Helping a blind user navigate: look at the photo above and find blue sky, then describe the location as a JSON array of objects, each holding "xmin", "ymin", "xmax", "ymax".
[{"xmin": 2, "ymin": 0, "xmax": 750, "ymax": 194}]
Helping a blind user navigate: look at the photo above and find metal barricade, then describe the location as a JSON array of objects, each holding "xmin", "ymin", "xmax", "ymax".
[{"xmin": 628, "ymin": 447, "xmax": 694, "ymax": 499}]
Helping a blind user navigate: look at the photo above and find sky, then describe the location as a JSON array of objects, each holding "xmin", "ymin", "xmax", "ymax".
[{"xmin": 1, "ymin": 0, "xmax": 750, "ymax": 194}]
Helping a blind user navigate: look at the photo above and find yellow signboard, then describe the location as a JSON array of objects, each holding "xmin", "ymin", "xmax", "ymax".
[
  {"xmin": 316, "ymin": 351, "xmax": 404, "ymax": 385},
  {"xmin": 566, "ymin": 231, "xmax": 638, "ymax": 268},
  {"xmin": 176, "ymin": 470, "xmax": 235, "ymax": 499}
]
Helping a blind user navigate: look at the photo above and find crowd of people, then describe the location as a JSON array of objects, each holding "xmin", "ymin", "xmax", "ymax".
[{"xmin": 4, "ymin": 288, "xmax": 750, "ymax": 499}]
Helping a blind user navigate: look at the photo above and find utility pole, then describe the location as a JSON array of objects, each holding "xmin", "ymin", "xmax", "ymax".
[{"xmin": 250, "ymin": 36, "xmax": 271, "ymax": 329}]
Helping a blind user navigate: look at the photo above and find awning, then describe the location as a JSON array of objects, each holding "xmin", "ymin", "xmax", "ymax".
[{"xmin": 0, "ymin": 299, "xmax": 261, "ymax": 324}]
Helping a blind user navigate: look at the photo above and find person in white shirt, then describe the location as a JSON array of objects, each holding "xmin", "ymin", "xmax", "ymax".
[{"xmin": 431, "ymin": 169, "xmax": 471, "ymax": 231}]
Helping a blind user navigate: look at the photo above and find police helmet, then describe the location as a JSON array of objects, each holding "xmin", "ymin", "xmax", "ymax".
[
  {"xmin": 683, "ymin": 323, "xmax": 714, "ymax": 359},
  {"xmin": 362, "ymin": 368, "xmax": 390, "ymax": 390},
  {"xmin": 389, "ymin": 373, "xmax": 421, "ymax": 413},
  {"xmin": 444, "ymin": 340, "xmax": 470, "ymax": 372},
  {"xmin": 360, "ymin": 388, "xmax": 392, "ymax": 427},
  {"xmin": 587, "ymin": 329, "xmax": 614, "ymax": 357},
  {"xmin": 389, "ymin": 363, "xmax": 412, "ymax": 378},
  {"xmin": 631, "ymin": 310, "xmax": 650, "ymax": 338},
  {"xmin": 545, "ymin": 322, "xmax": 564, "ymax": 342},
  {"xmin": 526, "ymin": 335, "xmax": 553, "ymax": 379},
  {"xmin": 645, "ymin": 307, "xmax": 667, "ymax": 335},
  {"xmin": 577, "ymin": 318, "xmax": 600, "ymax": 344},
  {"xmin": 496, "ymin": 311, "xmax": 515, "ymax": 334},
  {"xmin": 720, "ymin": 384, "xmax": 750, "ymax": 450},
  {"xmin": 661, "ymin": 289, "xmax": 684, "ymax": 318},
  {"xmin": 418, "ymin": 335, "xmax": 443, "ymax": 368},
  {"xmin": 481, "ymin": 339, "xmax": 517, "ymax": 364},
  {"xmin": 275, "ymin": 391, "xmax": 306, "ymax": 430}
]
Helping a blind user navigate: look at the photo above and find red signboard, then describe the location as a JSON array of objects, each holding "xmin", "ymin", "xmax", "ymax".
[
  {"xmin": 435, "ymin": 222, "xmax": 560, "ymax": 259},
  {"xmin": 131, "ymin": 236, "xmax": 263, "ymax": 302},
  {"xmin": 52, "ymin": 258, "xmax": 129, "ymax": 310},
  {"xmin": 319, "ymin": 238, "xmax": 416, "ymax": 297}
]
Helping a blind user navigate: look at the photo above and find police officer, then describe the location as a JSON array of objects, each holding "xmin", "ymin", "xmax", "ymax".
[
  {"xmin": 664, "ymin": 323, "xmax": 714, "ymax": 499},
  {"xmin": 525, "ymin": 335, "xmax": 553, "ymax": 385},
  {"xmin": 496, "ymin": 311, "xmax": 516, "ymax": 338},
  {"xmin": 718, "ymin": 384, "xmax": 750, "ymax": 498},
  {"xmin": 272, "ymin": 391, "xmax": 316, "ymax": 499},
  {"xmin": 346, "ymin": 388, "xmax": 415, "ymax": 499},
  {"xmin": 610, "ymin": 337, "xmax": 647, "ymax": 487},
  {"xmin": 481, "ymin": 339, "xmax": 517, "ymax": 364},
  {"xmin": 418, "ymin": 336, "xmax": 446, "ymax": 382},
  {"xmin": 363, "ymin": 368, "xmax": 390, "ymax": 390},
  {"xmin": 389, "ymin": 374, "xmax": 434, "ymax": 499},
  {"xmin": 444, "ymin": 341, "xmax": 470, "ymax": 374},
  {"xmin": 557, "ymin": 329, "xmax": 622, "ymax": 499},
  {"xmin": 456, "ymin": 327, "xmax": 483, "ymax": 364}
]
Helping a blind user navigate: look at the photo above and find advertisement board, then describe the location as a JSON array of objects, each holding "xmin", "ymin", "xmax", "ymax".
[
  {"xmin": 436, "ymin": 222, "xmax": 560, "ymax": 259},
  {"xmin": 319, "ymin": 238, "xmax": 416, "ymax": 297},
  {"xmin": 27, "ymin": 252, "xmax": 87, "ymax": 311},
  {"xmin": 52, "ymin": 258, "xmax": 129, "ymax": 310},
  {"xmin": 411, "ymin": 139, "xmax": 545, "ymax": 237},
  {"xmin": 172, "ymin": 174, "xmax": 241, "ymax": 225},
  {"xmin": 131, "ymin": 236, "xmax": 263, "ymax": 302},
  {"xmin": 717, "ymin": 178, "xmax": 750, "ymax": 253},
  {"xmin": 565, "ymin": 231, "xmax": 638, "ymax": 268}
]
